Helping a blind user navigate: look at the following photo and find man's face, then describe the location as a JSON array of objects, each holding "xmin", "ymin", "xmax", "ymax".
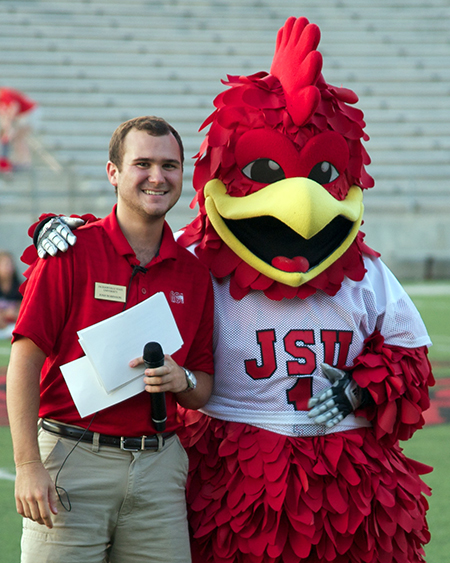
[{"xmin": 107, "ymin": 129, "xmax": 183, "ymax": 222}]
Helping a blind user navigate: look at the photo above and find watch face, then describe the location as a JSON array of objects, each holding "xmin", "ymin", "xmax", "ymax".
[
  {"xmin": 188, "ymin": 371, "xmax": 197, "ymax": 388},
  {"xmin": 184, "ymin": 368, "xmax": 197, "ymax": 390}
]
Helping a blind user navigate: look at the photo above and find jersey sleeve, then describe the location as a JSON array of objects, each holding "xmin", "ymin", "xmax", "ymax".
[
  {"xmin": 351, "ymin": 257, "xmax": 434, "ymax": 444},
  {"xmin": 362, "ymin": 256, "xmax": 431, "ymax": 349}
]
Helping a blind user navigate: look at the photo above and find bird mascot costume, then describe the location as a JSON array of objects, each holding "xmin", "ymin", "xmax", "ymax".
[
  {"xmin": 27, "ymin": 16, "xmax": 434, "ymax": 563},
  {"xmin": 174, "ymin": 16, "xmax": 434, "ymax": 563}
]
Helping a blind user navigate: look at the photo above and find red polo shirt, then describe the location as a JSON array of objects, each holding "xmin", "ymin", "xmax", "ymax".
[{"xmin": 13, "ymin": 206, "xmax": 214, "ymax": 436}]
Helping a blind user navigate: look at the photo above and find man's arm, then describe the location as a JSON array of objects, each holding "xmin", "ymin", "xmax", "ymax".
[
  {"xmin": 175, "ymin": 369, "xmax": 213, "ymax": 411},
  {"xmin": 6, "ymin": 337, "xmax": 58, "ymax": 529}
]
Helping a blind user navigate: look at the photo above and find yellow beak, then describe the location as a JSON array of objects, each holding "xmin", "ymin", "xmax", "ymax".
[{"xmin": 204, "ymin": 178, "xmax": 364, "ymax": 287}]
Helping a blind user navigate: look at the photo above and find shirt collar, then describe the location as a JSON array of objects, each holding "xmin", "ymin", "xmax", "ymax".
[{"xmin": 101, "ymin": 204, "xmax": 178, "ymax": 267}]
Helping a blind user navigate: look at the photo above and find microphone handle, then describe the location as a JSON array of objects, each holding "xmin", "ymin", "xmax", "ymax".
[
  {"xmin": 150, "ymin": 392, "xmax": 167, "ymax": 432},
  {"xmin": 144, "ymin": 360, "xmax": 167, "ymax": 432}
]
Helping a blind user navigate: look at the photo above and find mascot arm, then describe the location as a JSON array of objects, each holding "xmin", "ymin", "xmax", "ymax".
[
  {"xmin": 351, "ymin": 330, "xmax": 434, "ymax": 445},
  {"xmin": 21, "ymin": 213, "xmax": 99, "ymax": 265},
  {"xmin": 19, "ymin": 213, "xmax": 99, "ymax": 297},
  {"xmin": 34, "ymin": 216, "xmax": 85, "ymax": 258}
]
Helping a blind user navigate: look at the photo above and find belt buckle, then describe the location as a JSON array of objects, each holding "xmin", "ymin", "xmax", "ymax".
[{"xmin": 120, "ymin": 436, "xmax": 146, "ymax": 451}]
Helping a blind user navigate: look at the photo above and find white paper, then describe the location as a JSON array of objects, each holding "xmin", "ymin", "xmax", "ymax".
[
  {"xmin": 78, "ymin": 292, "xmax": 182, "ymax": 393},
  {"xmin": 60, "ymin": 292, "xmax": 183, "ymax": 417},
  {"xmin": 61, "ymin": 356, "xmax": 147, "ymax": 418}
]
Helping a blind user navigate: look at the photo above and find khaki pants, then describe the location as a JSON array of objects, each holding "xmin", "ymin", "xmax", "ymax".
[{"xmin": 21, "ymin": 427, "xmax": 191, "ymax": 563}]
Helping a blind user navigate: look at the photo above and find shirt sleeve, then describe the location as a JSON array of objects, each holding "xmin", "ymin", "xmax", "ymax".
[
  {"xmin": 183, "ymin": 273, "xmax": 215, "ymax": 375},
  {"xmin": 13, "ymin": 252, "xmax": 73, "ymax": 356}
]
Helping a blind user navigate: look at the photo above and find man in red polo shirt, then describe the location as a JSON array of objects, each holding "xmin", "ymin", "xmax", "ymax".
[{"xmin": 6, "ymin": 116, "xmax": 214, "ymax": 563}]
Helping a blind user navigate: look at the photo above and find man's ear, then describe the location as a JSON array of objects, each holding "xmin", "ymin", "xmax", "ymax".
[{"xmin": 106, "ymin": 160, "xmax": 118, "ymax": 187}]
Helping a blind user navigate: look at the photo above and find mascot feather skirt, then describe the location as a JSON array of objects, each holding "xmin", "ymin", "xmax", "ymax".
[{"xmin": 24, "ymin": 16, "xmax": 434, "ymax": 563}]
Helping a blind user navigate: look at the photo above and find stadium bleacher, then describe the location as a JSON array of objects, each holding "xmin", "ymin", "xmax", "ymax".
[{"xmin": 0, "ymin": 0, "xmax": 449, "ymax": 278}]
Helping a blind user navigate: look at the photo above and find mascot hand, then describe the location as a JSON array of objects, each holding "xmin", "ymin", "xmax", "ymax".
[
  {"xmin": 307, "ymin": 363, "xmax": 368, "ymax": 427},
  {"xmin": 36, "ymin": 216, "xmax": 85, "ymax": 258}
]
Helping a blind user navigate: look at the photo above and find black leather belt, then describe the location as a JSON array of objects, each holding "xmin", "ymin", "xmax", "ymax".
[{"xmin": 41, "ymin": 419, "xmax": 175, "ymax": 452}]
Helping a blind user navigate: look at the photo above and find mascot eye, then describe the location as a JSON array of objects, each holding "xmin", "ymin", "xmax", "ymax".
[
  {"xmin": 308, "ymin": 161, "xmax": 339, "ymax": 185},
  {"xmin": 242, "ymin": 159, "xmax": 286, "ymax": 184}
]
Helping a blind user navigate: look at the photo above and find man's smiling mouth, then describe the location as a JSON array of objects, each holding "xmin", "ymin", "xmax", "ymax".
[{"xmin": 143, "ymin": 190, "xmax": 167, "ymax": 195}]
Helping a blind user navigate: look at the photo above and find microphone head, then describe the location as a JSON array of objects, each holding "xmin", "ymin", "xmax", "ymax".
[{"xmin": 143, "ymin": 342, "xmax": 164, "ymax": 368}]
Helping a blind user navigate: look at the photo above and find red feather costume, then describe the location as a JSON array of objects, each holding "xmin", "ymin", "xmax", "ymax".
[
  {"xmin": 175, "ymin": 17, "xmax": 434, "ymax": 563},
  {"xmin": 22, "ymin": 17, "xmax": 434, "ymax": 563}
]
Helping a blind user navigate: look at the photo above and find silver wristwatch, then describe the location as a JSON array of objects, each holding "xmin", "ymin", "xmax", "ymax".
[{"xmin": 182, "ymin": 367, "xmax": 197, "ymax": 392}]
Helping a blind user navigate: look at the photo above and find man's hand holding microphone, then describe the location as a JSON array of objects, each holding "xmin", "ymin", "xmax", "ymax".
[{"xmin": 129, "ymin": 342, "xmax": 210, "ymax": 420}]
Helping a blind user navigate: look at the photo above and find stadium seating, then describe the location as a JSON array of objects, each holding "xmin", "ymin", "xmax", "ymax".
[{"xmin": 0, "ymin": 0, "xmax": 449, "ymax": 277}]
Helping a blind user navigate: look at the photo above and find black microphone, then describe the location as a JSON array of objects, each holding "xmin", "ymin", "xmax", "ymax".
[{"xmin": 143, "ymin": 342, "xmax": 167, "ymax": 432}]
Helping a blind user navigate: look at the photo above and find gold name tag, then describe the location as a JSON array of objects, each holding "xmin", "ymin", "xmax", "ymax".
[{"xmin": 94, "ymin": 282, "xmax": 127, "ymax": 303}]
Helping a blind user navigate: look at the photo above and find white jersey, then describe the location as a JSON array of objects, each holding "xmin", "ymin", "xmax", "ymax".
[{"xmin": 201, "ymin": 255, "xmax": 431, "ymax": 437}]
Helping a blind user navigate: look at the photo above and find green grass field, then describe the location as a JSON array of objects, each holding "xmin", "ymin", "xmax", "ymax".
[{"xmin": 1, "ymin": 286, "xmax": 449, "ymax": 562}]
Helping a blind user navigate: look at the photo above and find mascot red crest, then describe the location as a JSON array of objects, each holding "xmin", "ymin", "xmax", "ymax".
[{"xmin": 179, "ymin": 16, "xmax": 378, "ymax": 301}]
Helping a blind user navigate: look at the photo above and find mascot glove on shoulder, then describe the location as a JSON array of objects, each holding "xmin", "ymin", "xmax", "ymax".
[{"xmin": 34, "ymin": 216, "xmax": 85, "ymax": 258}]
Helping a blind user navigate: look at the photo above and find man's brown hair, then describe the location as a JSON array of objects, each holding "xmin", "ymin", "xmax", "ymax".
[{"xmin": 109, "ymin": 116, "xmax": 184, "ymax": 170}]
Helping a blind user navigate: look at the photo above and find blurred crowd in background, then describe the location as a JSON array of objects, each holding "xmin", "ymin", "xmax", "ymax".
[{"xmin": 0, "ymin": 86, "xmax": 39, "ymax": 174}]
